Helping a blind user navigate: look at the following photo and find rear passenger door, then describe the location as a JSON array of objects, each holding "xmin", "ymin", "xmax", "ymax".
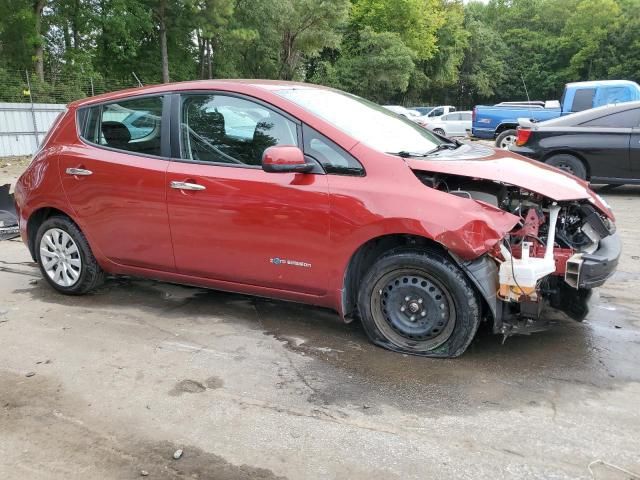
[{"xmin": 61, "ymin": 95, "xmax": 175, "ymax": 271}]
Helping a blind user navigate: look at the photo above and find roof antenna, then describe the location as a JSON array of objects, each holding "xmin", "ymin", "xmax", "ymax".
[
  {"xmin": 520, "ymin": 73, "xmax": 534, "ymax": 120},
  {"xmin": 132, "ymin": 72, "xmax": 143, "ymax": 87}
]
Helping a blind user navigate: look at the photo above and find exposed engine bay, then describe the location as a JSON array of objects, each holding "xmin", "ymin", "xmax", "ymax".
[{"xmin": 415, "ymin": 171, "xmax": 619, "ymax": 336}]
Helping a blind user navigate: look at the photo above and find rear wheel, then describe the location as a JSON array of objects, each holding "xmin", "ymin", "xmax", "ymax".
[
  {"xmin": 35, "ymin": 216, "xmax": 104, "ymax": 294},
  {"xmin": 357, "ymin": 250, "xmax": 481, "ymax": 358},
  {"xmin": 545, "ymin": 154, "xmax": 587, "ymax": 180},
  {"xmin": 495, "ymin": 129, "xmax": 517, "ymax": 149}
]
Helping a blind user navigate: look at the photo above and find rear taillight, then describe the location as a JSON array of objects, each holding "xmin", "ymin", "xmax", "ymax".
[{"xmin": 515, "ymin": 127, "xmax": 532, "ymax": 146}]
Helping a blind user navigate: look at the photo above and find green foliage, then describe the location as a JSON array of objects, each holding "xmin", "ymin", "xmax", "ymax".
[{"xmin": 333, "ymin": 27, "xmax": 415, "ymax": 102}]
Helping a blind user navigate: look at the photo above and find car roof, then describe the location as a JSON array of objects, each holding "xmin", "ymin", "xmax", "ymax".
[
  {"xmin": 67, "ymin": 79, "xmax": 327, "ymax": 109},
  {"xmin": 565, "ymin": 79, "xmax": 639, "ymax": 88},
  {"xmin": 536, "ymin": 100, "xmax": 640, "ymax": 127}
]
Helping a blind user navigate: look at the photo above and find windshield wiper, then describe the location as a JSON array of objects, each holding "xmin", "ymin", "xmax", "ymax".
[{"xmin": 388, "ymin": 142, "xmax": 460, "ymax": 158}]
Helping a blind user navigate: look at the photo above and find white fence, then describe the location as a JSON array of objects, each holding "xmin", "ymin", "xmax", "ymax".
[{"xmin": 0, "ymin": 102, "xmax": 67, "ymax": 157}]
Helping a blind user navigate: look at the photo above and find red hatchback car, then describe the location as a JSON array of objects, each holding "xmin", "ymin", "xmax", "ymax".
[{"xmin": 14, "ymin": 80, "xmax": 620, "ymax": 357}]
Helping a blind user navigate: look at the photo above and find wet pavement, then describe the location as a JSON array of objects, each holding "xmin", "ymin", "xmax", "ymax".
[{"xmin": 1, "ymin": 183, "xmax": 639, "ymax": 479}]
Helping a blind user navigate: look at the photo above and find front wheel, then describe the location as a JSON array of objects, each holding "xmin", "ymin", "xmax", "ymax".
[
  {"xmin": 357, "ymin": 250, "xmax": 481, "ymax": 358},
  {"xmin": 495, "ymin": 129, "xmax": 517, "ymax": 149},
  {"xmin": 433, "ymin": 128, "xmax": 446, "ymax": 136},
  {"xmin": 35, "ymin": 216, "xmax": 104, "ymax": 295}
]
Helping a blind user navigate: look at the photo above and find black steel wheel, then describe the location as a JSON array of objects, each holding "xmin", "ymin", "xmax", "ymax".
[
  {"xmin": 358, "ymin": 249, "xmax": 481, "ymax": 357},
  {"xmin": 371, "ymin": 269, "xmax": 456, "ymax": 349}
]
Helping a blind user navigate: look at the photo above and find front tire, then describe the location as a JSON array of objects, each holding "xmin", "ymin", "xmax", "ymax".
[
  {"xmin": 357, "ymin": 250, "xmax": 481, "ymax": 358},
  {"xmin": 433, "ymin": 128, "xmax": 446, "ymax": 136},
  {"xmin": 495, "ymin": 129, "xmax": 517, "ymax": 149},
  {"xmin": 35, "ymin": 216, "xmax": 104, "ymax": 295}
]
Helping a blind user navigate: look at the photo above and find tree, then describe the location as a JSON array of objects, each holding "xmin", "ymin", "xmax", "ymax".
[
  {"xmin": 333, "ymin": 27, "xmax": 415, "ymax": 102},
  {"xmin": 350, "ymin": 0, "xmax": 445, "ymax": 61}
]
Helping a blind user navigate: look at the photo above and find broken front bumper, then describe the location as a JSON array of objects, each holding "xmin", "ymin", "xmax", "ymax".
[{"xmin": 576, "ymin": 233, "xmax": 621, "ymax": 288}]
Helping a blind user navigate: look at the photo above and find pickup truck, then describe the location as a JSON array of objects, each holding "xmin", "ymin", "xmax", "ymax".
[{"xmin": 472, "ymin": 80, "xmax": 640, "ymax": 148}]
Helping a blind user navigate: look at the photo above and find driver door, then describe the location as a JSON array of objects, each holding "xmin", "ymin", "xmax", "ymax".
[{"xmin": 166, "ymin": 93, "xmax": 331, "ymax": 295}]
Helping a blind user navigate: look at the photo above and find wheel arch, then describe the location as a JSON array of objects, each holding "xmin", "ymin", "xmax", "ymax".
[
  {"xmin": 340, "ymin": 233, "xmax": 493, "ymax": 324},
  {"xmin": 26, "ymin": 206, "xmax": 76, "ymax": 261},
  {"xmin": 495, "ymin": 123, "xmax": 518, "ymax": 136}
]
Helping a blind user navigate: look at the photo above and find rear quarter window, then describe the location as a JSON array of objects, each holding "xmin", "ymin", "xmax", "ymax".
[{"xmin": 580, "ymin": 108, "xmax": 640, "ymax": 128}]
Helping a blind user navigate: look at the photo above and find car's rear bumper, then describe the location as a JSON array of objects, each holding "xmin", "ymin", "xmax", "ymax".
[
  {"xmin": 577, "ymin": 232, "xmax": 621, "ymax": 289},
  {"xmin": 471, "ymin": 127, "xmax": 495, "ymax": 139}
]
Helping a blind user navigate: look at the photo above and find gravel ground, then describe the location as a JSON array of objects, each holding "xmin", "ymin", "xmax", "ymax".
[{"xmin": 1, "ymin": 155, "xmax": 639, "ymax": 480}]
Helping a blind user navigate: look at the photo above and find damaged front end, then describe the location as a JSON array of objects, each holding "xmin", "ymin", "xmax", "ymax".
[
  {"xmin": 415, "ymin": 170, "xmax": 620, "ymax": 338},
  {"xmin": 0, "ymin": 184, "xmax": 19, "ymax": 241}
]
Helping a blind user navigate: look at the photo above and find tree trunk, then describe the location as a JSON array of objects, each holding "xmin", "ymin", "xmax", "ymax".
[
  {"xmin": 158, "ymin": 0, "xmax": 169, "ymax": 83},
  {"xmin": 206, "ymin": 38, "xmax": 212, "ymax": 79},
  {"xmin": 33, "ymin": 0, "xmax": 46, "ymax": 81},
  {"xmin": 72, "ymin": 0, "xmax": 81, "ymax": 49},
  {"xmin": 197, "ymin": 31, "xmax": 206, "ymax": 79}
]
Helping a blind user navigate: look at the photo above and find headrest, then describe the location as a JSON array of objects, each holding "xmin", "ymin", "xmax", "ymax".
[{"xmin": 102, "ymin": 121, "xmax": 131, "ymax": 147}]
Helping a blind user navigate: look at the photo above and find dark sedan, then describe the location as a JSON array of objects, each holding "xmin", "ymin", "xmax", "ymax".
[{"xmin": 510, "ymin": 101, "xmax": 640, "ymax": 184}]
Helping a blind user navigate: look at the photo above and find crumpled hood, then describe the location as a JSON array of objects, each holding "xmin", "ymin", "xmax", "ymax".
[{"xmin": 406, "ymin": 144, "xmax": 612, "ymax": 217}]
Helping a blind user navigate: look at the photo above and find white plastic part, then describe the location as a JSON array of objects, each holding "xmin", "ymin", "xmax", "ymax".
[{"xmin": 499, "ymin": 204, "xmax": 561, "ymax": 302}]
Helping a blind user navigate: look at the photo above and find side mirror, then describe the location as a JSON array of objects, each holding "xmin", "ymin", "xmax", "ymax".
[{"xmin": 262, "ymin": 145, "xmax": 313, "ymax": 173}]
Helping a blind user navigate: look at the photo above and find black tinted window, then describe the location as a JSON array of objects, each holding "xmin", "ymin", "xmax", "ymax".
[
  {"xmin": 303, "ymin": 125, "xmax": 364, "ymax": 176},
  {"xmin": 80, "ymin": 96, "xmax": 163, "ymax": 156},
  {"xmin": 180, "ymin": 94, "xmax": 298, "ymax": 166},
  {"xmin": 571, "ymin": 89, "xmax": 596, "ymax": 112},
  {"xmin": 581, "ymin": 109, "xmax": 640, "ymax": 128}
]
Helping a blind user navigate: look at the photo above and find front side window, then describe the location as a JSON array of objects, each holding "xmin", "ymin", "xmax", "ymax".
[
  {"xmin": 429, "ymin": 107, "xmax": 445, "ymax": 117},
  {"xmin": 276, "ymin": 88, "xmax": 442, "ymax": 155},
  {"xmin": 303, "ymin": 125, "xmax": 364, "ymax": 176},
  {"xmin": 180, "ymin": 94, "xmax": 298, "ymax": 166},
  {"xmin": 80, "ymin": 96, "xmax": 163, "ymax": 156}
]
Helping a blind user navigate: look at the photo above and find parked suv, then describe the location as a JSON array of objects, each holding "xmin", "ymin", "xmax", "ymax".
[{"xmin": 14, "ymin": 80, "xmax": 620, "ymax": 357}]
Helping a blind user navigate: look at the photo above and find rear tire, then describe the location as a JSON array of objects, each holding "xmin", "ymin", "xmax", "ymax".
[
  {"xmin": 357, "ymin": 249, "xmax": 481, "ymax": 358},
  {"xmin": 545, "ymin": 154, "xmax": 587, "ymax": 180},
  {"xmin": 35, "ymin": 216, "xmax": 104, "ymax": 295},
  {"xmin": 495, "ymin": 129, "xmax": 517, "ymax": 149}
]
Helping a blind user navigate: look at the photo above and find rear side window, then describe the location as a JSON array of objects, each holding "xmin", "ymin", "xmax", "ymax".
[
  {"xmin": 79, "ymin": 96, "xmax": 164, "ymax": 156},
  {"xmin": 303, "ymin": 125, "xmax": 364, "ymax": 176},
  {"xmin": 571, "ymin": 89, "xmax": 596, "ymax": 112},
  {"xmin": 460, "ymin": 112, "xmax": 472, "ymax": 121},
  {"xmin": 581, "ymin": 109, "xmax": 640, "ymax": 128},
  {"xmin": 443, "ymin": 113, "xmax": 461, "ymax": 121}
]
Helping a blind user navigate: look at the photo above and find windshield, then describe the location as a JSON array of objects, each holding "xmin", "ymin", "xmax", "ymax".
[{"xmin": 276, "ymin": 88, "xmax": 443, "ymax": 154}]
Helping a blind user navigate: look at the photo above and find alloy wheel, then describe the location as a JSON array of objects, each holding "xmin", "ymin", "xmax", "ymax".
[
  {"xmin": 499, "ymin": 135, "xmax": 516, "ymax": 149},
  {"xmin": 39, "ymin": 228, "xmax": 82, "ymax": 287}
]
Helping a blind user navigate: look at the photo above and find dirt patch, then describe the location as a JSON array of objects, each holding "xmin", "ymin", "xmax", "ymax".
[{"xmin": 0, "ymin": 370, "xmax": 285, "ymax": 479}]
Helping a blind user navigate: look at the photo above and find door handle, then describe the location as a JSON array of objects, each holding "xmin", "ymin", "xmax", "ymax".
[
  {"xmin": 170, "ymin": 181, "xmax": 206, "ymax": 191},
  {"xmin": 65, "ymin": 167, "xmax": 93, "ymax": 176}
]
